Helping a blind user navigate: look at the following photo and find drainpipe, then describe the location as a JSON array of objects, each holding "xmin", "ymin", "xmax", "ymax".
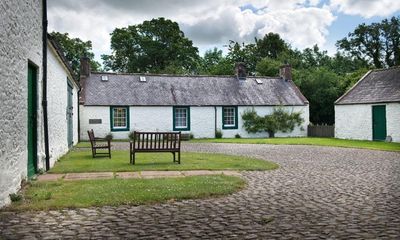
[
  {"xmin": 42, "ymin": 0, "xmax": 50, "ymax": 171},
  {"xmin": 214, "ymin": 106, "xmax": 217, "ymax": 137},
  {"xmin": 77, "ymin": 89, "xmax": 81, "ymax": 143}
]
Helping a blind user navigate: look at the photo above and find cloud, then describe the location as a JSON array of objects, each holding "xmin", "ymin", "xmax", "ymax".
[
  {"xmin": 47, "ymin": 0, "xmax": 335, "ymax": 62},
  {"xmin": 329, "ymin": 0, "xmax": 400, "ymax": 18}
]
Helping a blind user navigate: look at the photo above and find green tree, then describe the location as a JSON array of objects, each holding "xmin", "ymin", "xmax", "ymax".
[
  {"xmin": 49, "ymin": 32, "xmax": 100, "ymax": 77},
  {"xmin": 242, "ymin": 107, "xmax": 304, "ymax": 137},
  {"xmin": 198, "ymin": 48, "xmax": 234, "ymax": 75},
  {"xmin": 255, "ymin": 58, "xmax": 281, "ymax": 76},
  {"xmin": 294, "ymin": 68, "xmax": 341, "ymax": 124},
  {"xmin": 102, "ymin": 18, "xmax": 199, "ymax": 74},
  {"xmin": 337, "ymin": 16, "xmax": 400, "ymax": 68},
  {"xmin": 255, "ymin": 32, "xmax": 290, "ymax": 59}
]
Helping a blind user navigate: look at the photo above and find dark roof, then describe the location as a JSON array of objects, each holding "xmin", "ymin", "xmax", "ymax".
[
  {"xmin": 335, "ymin": 66, "xmax": 400, "ymax": 105},
  {"xmin": 82, "ymin": 72, "xmax": 308, "ymax": 106}
]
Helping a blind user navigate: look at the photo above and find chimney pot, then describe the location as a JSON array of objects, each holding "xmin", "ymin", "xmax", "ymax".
[
  {"xmin": 235, "ymin": 62, "xmax": 246, "ymax": 80},
  {"xmin": 280, "ymin": 64, "xmax": 292, "ymax": 81},
  {"xmin": 80, "ymin": 57, "xmax": 91, "ymax": 79}
]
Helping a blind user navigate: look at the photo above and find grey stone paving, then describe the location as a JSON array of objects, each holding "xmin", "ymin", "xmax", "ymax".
[{"xmin": 1, "ymin": 143, "xmax": 400, "ymax": 239}]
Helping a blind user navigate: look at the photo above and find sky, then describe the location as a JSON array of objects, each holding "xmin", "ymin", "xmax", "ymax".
[{"xmin": 48, "ymin": 0, "xmax": 400, "ymax": 64}]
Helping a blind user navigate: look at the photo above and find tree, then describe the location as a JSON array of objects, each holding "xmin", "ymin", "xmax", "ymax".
[
  {"xmin": 49, "ymin": 32, "xmax": 101, "ymax": 77},
  {"xmin": 337, "ymin": 16, "xmax": 400, "ymax": 68},
  {"xmin": 255, "ymin": 57, "xmax": 281, "ymax": 76},
  {"xmin": 198, "ymin": 48, "xmax": 234, "ymax": 75},
  {"xmin": 255, "ymin": 32, "xmax": 290, "ymax": 59},
  {"xmin": 102, "ymin": 18, "xmax": 199, "ymax": 74},
  {"xmin": 242, "ymin": 107, "xmax": 304, "ymax": 137},
  {"xmin": 294, "ymin": 68, "xmax": 341, "ymax": 124}
]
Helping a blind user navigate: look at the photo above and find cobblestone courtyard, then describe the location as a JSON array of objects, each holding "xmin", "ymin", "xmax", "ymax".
[{"xmin": 1, "ymin": 143, "xmax": 400, "ymax": 239}]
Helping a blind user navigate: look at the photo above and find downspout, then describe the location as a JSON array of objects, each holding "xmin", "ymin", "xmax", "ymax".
[
  {"xmin": 77, "ymin": 89, "xmax": 81, "ymax": 143},
  {"xmin": 42, "ymin": 0, "xmax": 50, "ymax": 171},
  {"xmin": 214, "ymin": 106, "xmax": 217, "ymax": 137}
]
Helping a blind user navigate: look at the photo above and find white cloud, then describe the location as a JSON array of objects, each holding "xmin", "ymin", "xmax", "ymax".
[
  {"xmin": 48, "ymin": 0, "xmax": 335, "ymax": 62},
  {"xmin": 330, "ymin": 0, "xmax": 400, "ymax": 18}
]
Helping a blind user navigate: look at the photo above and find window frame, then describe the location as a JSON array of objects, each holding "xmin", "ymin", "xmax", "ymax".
[
  {"xmin": 110, "ymin": 106, "xmax": 130, "ymax": 132},
  {"xmin": 222, "ymin": 106, "xmax": 238, "ymax": 129},
  {"xmin": 173, "ymin": 106, "xmax": 190, "ymax": 131}
]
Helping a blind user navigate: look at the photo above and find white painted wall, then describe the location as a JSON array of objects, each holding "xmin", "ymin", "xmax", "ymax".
[
  {"xmin": 335, "ymin": 103, "xmax": 400, "ymax": 142},
  {"xmin": 80, "ymin": 105, "xmax": 309, "ymax": 140},
  {"xmin": 0, "ymin": 0, "xmax": 43, "ymax": 207},
  {"xmin": 46, "ymin": 43, "xmax": 79, "ymax": 168}
]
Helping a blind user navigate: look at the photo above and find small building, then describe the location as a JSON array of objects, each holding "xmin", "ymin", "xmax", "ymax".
[
  {"xmin": 335, "ymin": 67, "xmax": 400, "ymax": 142},
  {"xmin": 0, "ymin": 0, "xmax": 79, "ymax": 207},
  {"xmin": 79, "ymin": 61, "xmax": 309, "ymax": 139}
]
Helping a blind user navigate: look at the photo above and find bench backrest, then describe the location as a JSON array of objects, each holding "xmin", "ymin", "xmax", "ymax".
[
  {"xmin": 87, "ymin": 129, "xmax": 96, "ymax": 146},
  {"xmin": 132, "ymin": 131, "xmax": 181, "ymax": 150}
]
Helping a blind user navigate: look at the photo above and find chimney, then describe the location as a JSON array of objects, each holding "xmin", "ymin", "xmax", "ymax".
[
  {"xmin": 279, "ymin": 64, "xmax": 292, "ymax": 81},
  {"xmin": 79, "ymin": 57, "xmax": 91, "ymax": 104},
  {"xmin": 80, "ymin": 57, "xmax": 91, "ymax": 79},
  {"xmin": 235, "ymin": 62, "xmax": 246, "ymax": 80}
]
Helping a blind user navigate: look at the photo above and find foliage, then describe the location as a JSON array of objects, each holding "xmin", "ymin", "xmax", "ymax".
[
  {"xmin": 198, "ymin": 48, "xmax": 234, "ymax": 75},
  {"xmin": 242, "ymin": 107, "xmax": 304, "ymax": 137},
  {"xmin": 235, "ymin": 134, "xmax": 241, "ymax": 139},
  {"xmin": 337, "ymin": 16, "xmax": 400, "ymax": 68},
  {"xmin": 49, "ymin": 32, "xmax": 101, "ymax": 77},
  {"xmin": 128, "ymin": 131, "xmax": 135, "ymax": 141},
  {"xmin": 191, "ymin": 138, "xmax": 400, "ymax": 152},
  {"xmin": 102, "ymin": 18, "xmax": 199, "ymax": 74},
  {"xmin": 256, "ymin": 58, "xmax": 282, "ymax": 76},
  {"xmin": 294, "ymin": 68, "xmax": 341, "ymax": 124},
  {"xmin": 9, "ymin": 193, "xmax": 22, "ymax": 202},
  {"xmin": 105, "ymin": 133, "xmax": 113, "ymax": 141},
  {"xmin": 9, "ymin": 176, "xmax": 245, "ymax": 211},
  {"xmin": 215, "ymin": 129, "xmax": 223, "ymax": 139}
]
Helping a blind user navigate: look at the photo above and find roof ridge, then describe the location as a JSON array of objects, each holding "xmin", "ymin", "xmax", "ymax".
[
  {"xmin": 90, "ymin": 71, "xmax": 282, "ymax": 79},
  {"xmin": 370, "ymin": 65, "xmax": 400, "ymax": 72},
  {"xmin": 335, "ymin": 70, "xmax": 372, "ymax": 104}
]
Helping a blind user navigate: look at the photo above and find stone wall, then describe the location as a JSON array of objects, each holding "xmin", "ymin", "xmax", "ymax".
[
  {"xmin": 80, "ymin": 105, "xmax": 309, "ymax": 139},
  {"xmin": 0, "ymin": 1, "xmax": 43, "ymax": 207},
  {"xmin": 335, "ymin": 103, "xmax": 400, "ymax": 142}
]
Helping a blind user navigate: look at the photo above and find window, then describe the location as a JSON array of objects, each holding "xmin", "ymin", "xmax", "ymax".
[
  {"xmin": 173, "ymin": 106, "xmax": 190, "ymax": 131},
  {"xmin": 222, "ymin": 106, "xmax": 238, "ymax": 129},
  {"xmin": 110, "ymin": 106, "xmax": 130, "ymax": 131}
]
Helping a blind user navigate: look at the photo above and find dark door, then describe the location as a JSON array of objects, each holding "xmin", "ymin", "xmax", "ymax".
[
  {"xmin": 372, "ymin": 105, "xmax": 387, "ymax": 141},
  {"xmin": 67, "ymin": 82, "xmax": 73, "ymax": 148},
  {"xmin": 27, "ymin": 64, "xmax": 37, "ymax": 177}
]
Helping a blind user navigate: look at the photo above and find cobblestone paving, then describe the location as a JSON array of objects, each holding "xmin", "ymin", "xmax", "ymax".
[{"xmin": 1, "ymin": 143, "xmax": 400, "ymax": 239}]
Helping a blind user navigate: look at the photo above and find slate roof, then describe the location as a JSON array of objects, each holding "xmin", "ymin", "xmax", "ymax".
[
  {"xmin": 335, "ymin": 66, "xmax": 400, "ymax": 105},
  {"xmin": 82, "ymin": 72, "xmax": 308, "ymax": 106}
]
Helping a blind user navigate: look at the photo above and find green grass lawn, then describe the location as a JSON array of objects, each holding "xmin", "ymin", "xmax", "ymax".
[
  {"xmin": 49, "ymin": 150, "xmax": 278, "ymax": 173},
  {"xmin": 191, "ymin": 137, "xmax": 400, "ymax": 151},
  {"xmin": 9, "ymin": 175, "xmax": 245, "ymax": 211}
]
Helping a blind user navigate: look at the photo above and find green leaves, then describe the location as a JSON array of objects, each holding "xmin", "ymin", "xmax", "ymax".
[
  {"xmin": 242, "ymin": 107, "xmax": 304, "ymax": 137},
  {"xmin": 102, "ymin": 18, "xmax": 199, "ymax": 74}
]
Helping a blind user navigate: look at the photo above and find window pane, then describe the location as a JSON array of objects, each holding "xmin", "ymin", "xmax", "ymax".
[
  {"xmin": 113, "ymin": 107, "xmax": 127, "ymax": 128},
  {"xmin": 223, "ymin": 107, "xmax": 235, "ymax": 126},
  {"xmin": 175, "ymin": 108, "xmax": 187, "ymax": 128}
]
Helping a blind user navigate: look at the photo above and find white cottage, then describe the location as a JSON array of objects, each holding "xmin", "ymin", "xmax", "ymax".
[
  {"xmin": 335, "ymin": 67, "xmax": 400, "ymax": 142},
  {"xmin": 0, "ymin": 0, "xmax": 79, "ymax": 207},
  {"xmin": 79, "ymin": 61, "xmax": 309, "ymax": 139}
]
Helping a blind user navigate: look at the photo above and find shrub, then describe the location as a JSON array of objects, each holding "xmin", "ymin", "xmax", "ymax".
[
  {"xmin": 215, "ymin": 129, "xmax": 223, "ymax": 139},
  {"xmin": 235, "ymin": 133, "xmax": 241, "ymax": 138},
  {"xmin": 9, "ymin": 193, "xmax": 22, "ymax": 202},
  {"xmin": 105, "ymin": 133, "xmax": 113, "ymax": 141},
  {"xmin": 128, "ymin": 131, "xmax": 136, "ymax": 141},
  {"xmin": 189, "ymin": 133, "xmax": 194, "ymax": 139},
  {"xmin": 242, "ymin": 107, "xmax": 304, "ymax": 137}
]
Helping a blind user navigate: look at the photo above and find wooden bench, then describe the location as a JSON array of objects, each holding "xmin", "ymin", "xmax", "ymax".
[
  {"xmin": 87, "ymin": 129, "xmax": 111, "ymax": 158},
  {"xmin": 130, "ymin": 131, "xmax": 181, "ymax": 165}
]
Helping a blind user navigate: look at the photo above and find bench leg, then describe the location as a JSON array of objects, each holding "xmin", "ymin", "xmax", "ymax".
[
  {"xmin": 109, "ymin": 147, "xmax": 111, "ymax": 159},
  {"xmin": 132, "ymin": 152, "xmax": 136, "ymax": 165},
  {"xmin": 172, "ymin": 152, "xmax": 176, "ymax": 163},
  {"xmin": 178, "ymin": 151, "xmax": 181, "ymax": 164}
]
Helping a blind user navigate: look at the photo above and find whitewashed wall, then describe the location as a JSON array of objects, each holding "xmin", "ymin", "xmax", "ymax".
[
  {"xmin": 80, "ymin": 105, "xmax": 309, "ymax": 140},
  {"xmin": 46, "ymin": 43, "xmax": 79, "ymax": 168},
  {"xmin": 335, "ymin": 103, "xmax": 400, "ymax": 142},
  {"xmin": 0, "ymin": 1, "xmax": 43, "ymax": 207}
]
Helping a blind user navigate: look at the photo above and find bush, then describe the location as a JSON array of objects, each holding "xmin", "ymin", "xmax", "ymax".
[
  {"xmin": 242, "ymin": 107, "xmax": 304, "ymax": 137},
  {"xmin": 105, "ymin": 133, "xmax": 113, "ymax": 141},
  {"xmin": 128, "ymin": 131, "xmax": 136, "ymax": 141},
  {"xmin": 189, "ymin": 133, "xmax": 194, "ymax": 139},
  {"xmin": 215, "ymin": 130, "xmax": 223, "ymax": 139},
  {"xmin": 9, "ymin": 193, "xmax": 22, "ymax": 202},
  {"xmin": 235, "ymin": 133, "xmax": 241, "ymax": 138}
]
